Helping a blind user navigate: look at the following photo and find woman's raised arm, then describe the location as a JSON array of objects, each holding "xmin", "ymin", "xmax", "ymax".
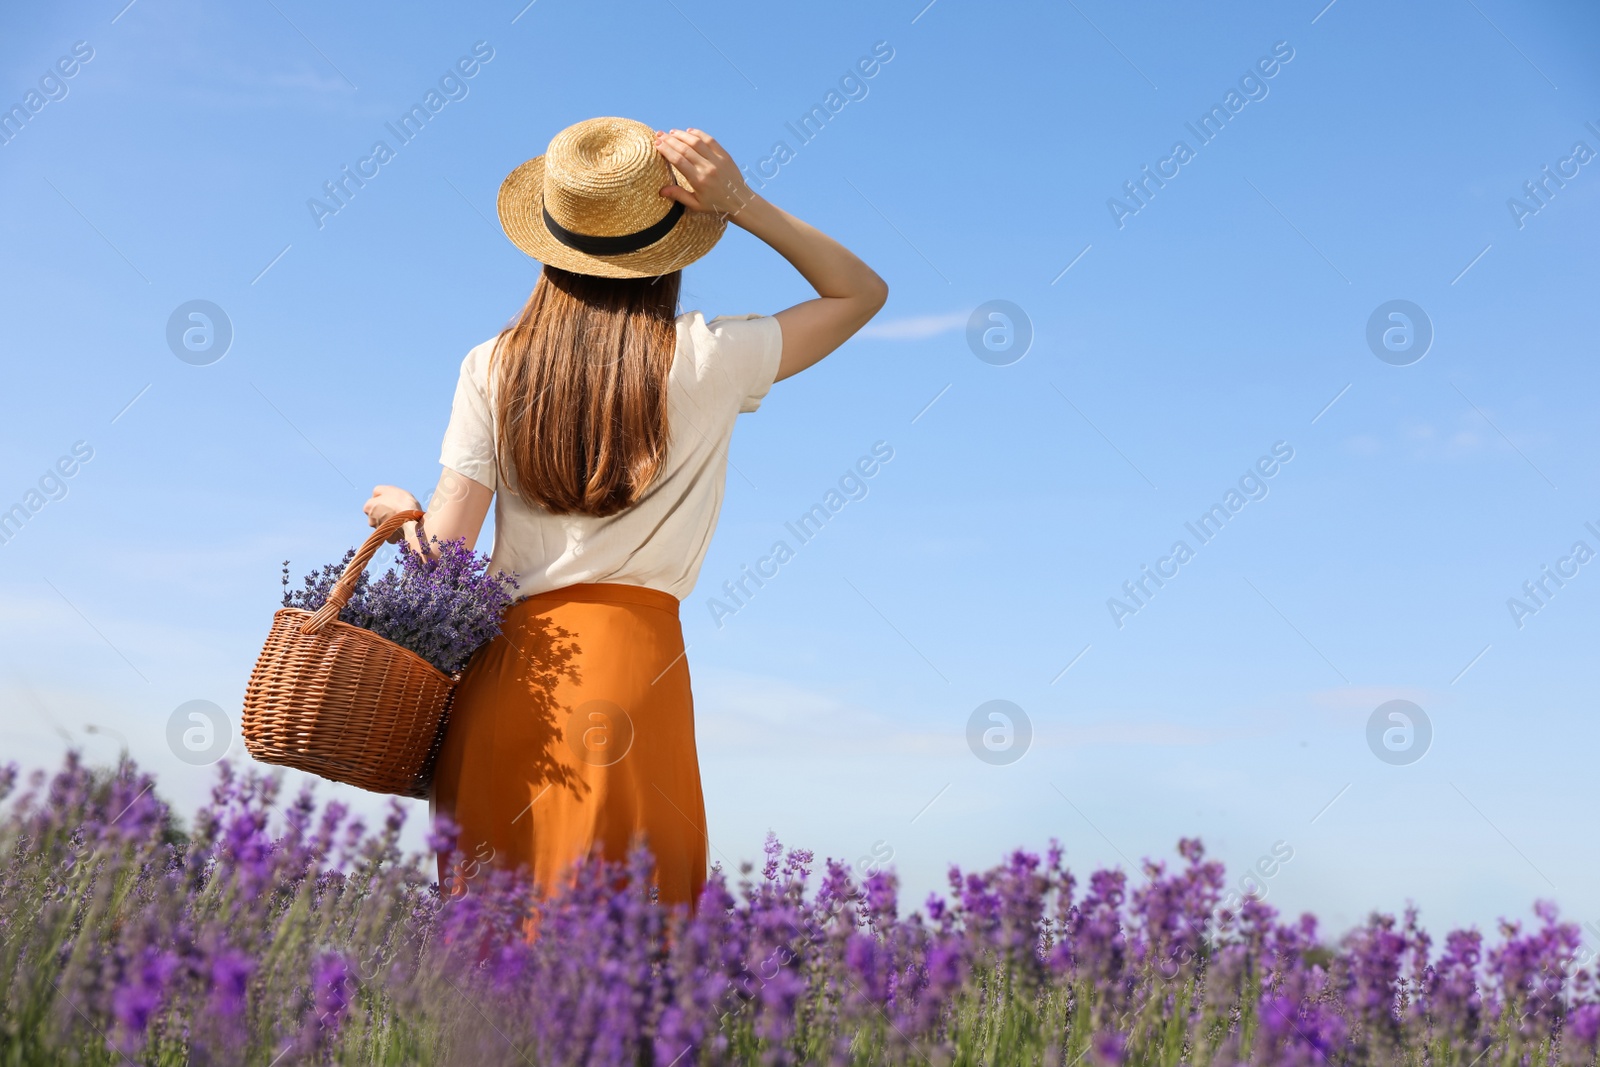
[{"xmin": 654, "ymin": 128, "xmax": 888, "ymax": 381}]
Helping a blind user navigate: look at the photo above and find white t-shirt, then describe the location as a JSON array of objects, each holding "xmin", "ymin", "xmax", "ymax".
[{"xmin": 438, "ymin": 311, "xmax": 783, "ymax": 601}]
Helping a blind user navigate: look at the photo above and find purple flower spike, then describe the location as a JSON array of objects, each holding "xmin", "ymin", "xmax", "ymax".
[
  {"xmin": 284, "ymin": 535, "xmax": 518, "ymax": 675},
  {"xmin": 4, "ymin": 746, "xmax": 1598, "ymax": 1064}
]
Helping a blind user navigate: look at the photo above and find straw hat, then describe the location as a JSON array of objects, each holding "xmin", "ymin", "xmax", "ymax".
[{"xmin": 497, "ymin": 117, "xmax": 726, "ymax": 279}]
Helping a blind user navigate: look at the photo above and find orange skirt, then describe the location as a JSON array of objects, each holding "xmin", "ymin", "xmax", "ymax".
[{"xmin": 429, "ymin": 583, "xmax": 707, "ymax": 908}]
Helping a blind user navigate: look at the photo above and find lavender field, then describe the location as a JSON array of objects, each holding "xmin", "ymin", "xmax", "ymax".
[{"xmin": 0, "ymin": 752, "xmax": 1594, "ymax": 1066}]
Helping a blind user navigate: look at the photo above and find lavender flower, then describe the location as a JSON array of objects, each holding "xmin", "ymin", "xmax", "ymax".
[
  {"xmin": 4, "ymin": 747, "xmax": 1599, "ymax": 1066},
  {"xmin": 283, "ymin": 532, "xmax": 518, "ymax": 675},
  {"xmin": 110, "ymin": 945, "xmax": 179, "ymax": 1055}
]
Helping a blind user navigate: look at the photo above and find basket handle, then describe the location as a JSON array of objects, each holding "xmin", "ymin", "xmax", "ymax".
[{"xmin": 299, "ymin": 509, "xmax": 425, "ymax": 635}]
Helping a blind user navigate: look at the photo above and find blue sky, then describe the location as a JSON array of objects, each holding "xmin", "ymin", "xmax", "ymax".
[{"xmin": 3, "ymin": 0, "xmax": 1599, "ymax": 939}]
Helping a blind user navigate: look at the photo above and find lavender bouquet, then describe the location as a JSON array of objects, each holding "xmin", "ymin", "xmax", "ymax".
[{"xmin": 281, "ymin": 529, "xmax": 519, "ymax": 676}]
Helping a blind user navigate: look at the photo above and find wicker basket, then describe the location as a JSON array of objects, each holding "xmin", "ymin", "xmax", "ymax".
[{"xmin": 242, "ymin": 510, "xmax": 455, "ymax": 798}]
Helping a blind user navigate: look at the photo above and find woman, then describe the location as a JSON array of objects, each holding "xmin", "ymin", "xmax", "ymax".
[{"xmin": 363, "ymin": 118, "xmax": 886, "ymax": 907}]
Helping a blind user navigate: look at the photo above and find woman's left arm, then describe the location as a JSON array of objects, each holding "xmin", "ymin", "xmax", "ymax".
[{"xmin": 363, "ymin": 467, "xmax": 492, "ymax": 555}]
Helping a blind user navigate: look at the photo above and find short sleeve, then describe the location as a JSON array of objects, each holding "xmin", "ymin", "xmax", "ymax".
[
  {"xmin": 705, "ymin": 314, "xmax": 783, "ymax": 414},
  {"xmin": 438, "ymin": 341, "xmax": 498, "ymax": 492}
]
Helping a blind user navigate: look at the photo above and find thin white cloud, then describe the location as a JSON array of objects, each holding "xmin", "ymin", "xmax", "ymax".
[
  {"xmin": 1057, "ymin": 719, "xmax": 1253, "ymax": 746},
  {"xmin": 861, "ymin": 313, "xmax": 967, "ymax": 340},
  {"xmin": 1303, "ymin": 685, "xmax": 1439, "ymax": 727}
]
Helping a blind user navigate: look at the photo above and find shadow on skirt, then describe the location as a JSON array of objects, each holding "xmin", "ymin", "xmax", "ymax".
[{"xmin": 430, "ymin": 582, "xmax": 708, "ymax": 908}]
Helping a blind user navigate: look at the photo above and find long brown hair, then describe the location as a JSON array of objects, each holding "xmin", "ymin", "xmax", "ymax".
[{"xmin": 492, "ymin": 266, "xmax": 681, "ymax": 517}]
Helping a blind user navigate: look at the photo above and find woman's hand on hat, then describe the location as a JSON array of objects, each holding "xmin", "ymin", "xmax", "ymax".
[{"xmin": 654, "ymin": 128, "xmax": 757, "ymax": 220}]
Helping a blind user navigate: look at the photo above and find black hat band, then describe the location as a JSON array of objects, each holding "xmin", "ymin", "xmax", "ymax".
[{"xmin": 541, "ymin": 201, "xmax": 685, "ymax": 257}]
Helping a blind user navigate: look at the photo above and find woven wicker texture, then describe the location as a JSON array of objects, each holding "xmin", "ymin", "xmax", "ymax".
[
  {"xmin": 241, "ymin": 511, "xmax": 455, "ymax": 798},
  {"xmin": 497, "ymin": 116, "xmax": 726, "ymax": 279}
]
